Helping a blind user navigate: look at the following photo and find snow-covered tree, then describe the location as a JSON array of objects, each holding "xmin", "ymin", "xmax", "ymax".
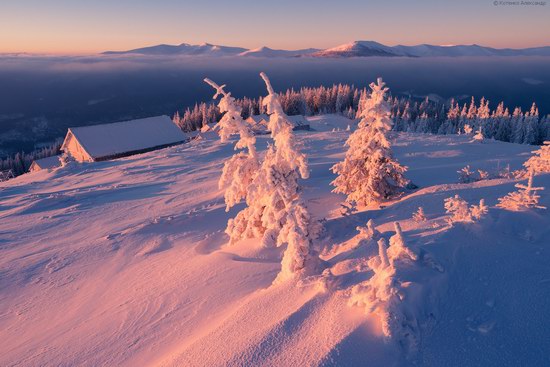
[
  {"xmin": 445, "ymin": 194, "xmax": 489, "ymax": 223},
  {"xmin": 472, "ymin": 125, "xmax": 484, "ymax": 142},
  {"xmin": 477, "ymin": 169, "xmax": 490, "ymax": 181},
  {"xmin": 497, "ymin": 170, "xmax": 545, "ymax": 211},
  {"xmin": 331, "ymin": 78, "xmax": 408, "ymax": 207},
  {"xmin": 471, "ymin": 199, "xmax": 489, "ymax": 220},
  {"xmin": 498, "ymin": 163, "xmax": 513, "ymax": 179},
  {"xmin": 349, "ymin": 229, "xmax": 421, "ymax": 340},
  {"xmin": 356, "ymin": 219, "xmax": 380, "ymax": 247},
  {"xmin": 387, "ymin": 222, "xmax": 417, "ymax": 263},
  {"xmin": 204, "ymin": 78, "xmax": 259, "ymax": 211},
  {"xmin": 524, "ymin": 141, "xmax": 550, "ymax": 174},
  {"xmin": 458, "ymin": 165, "xmax": 475, "ymax": 183},
  {"xmin": 412, "ymin": 207, "xmax": 427, "ymax": 222},
  {"xmin": 225, "ymin": 73, "xmax": 318, "ymax": 281}
]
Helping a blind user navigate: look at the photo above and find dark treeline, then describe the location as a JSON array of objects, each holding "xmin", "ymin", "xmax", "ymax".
[
  {"xmin": 173, "ymin": 84, "xmax": 549, "ymax": 144},
  {"xmin": 0, "ymin": 140, "xmax": 62, "ymax": 178},
  {"xmin": 2, "ymin": 84, "xmax": 549, "ymax": 180}
]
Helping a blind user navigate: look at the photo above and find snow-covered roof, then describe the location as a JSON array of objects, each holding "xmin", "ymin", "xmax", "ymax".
[
  {"xmin": 246, "ymin": 114, "xmax": 269, "ymax": 124},
  {"xmin": 287, "ymin": 115, "xmax": 307, "ymax": 126},
  {"xmin": 63, "ymin": 115, "xmax": 187, "ymax": 160},
  {"xmin": 246, "ymin": 114, "xmax": 307, "ymax": 126},
  {"xmin": 30, "ymin": 156, "xmax": 60, "ymax": 171}
]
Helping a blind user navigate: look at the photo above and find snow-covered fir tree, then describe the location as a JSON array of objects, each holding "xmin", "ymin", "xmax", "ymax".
[
  {"xmin": 204, "ymin": 78, "xmax": 259, "ymax": 211},
  {"xmin": 331, "ymin": 78, "xmax": 408, "ymax": 207},
  {"xmin": 225, "ymin": 73, "xmax": 319, "ymax": 281},
  {"xmin": 497, "ymin": 170, "xmax": 546, "ymax": 211}
]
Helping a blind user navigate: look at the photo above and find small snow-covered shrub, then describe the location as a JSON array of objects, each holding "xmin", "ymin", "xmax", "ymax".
[
  {"xmin": 458, "ymin": 165, "xmax": 475, "ymax": 183},
  {"xmin": 444, "ymin": 195, "xmax": 488, "ymax": 224},
  {"xmin": 349, "ymin": 228, "xmax": 419, "ymax": 345},
  {"xmin": 387, "ymin": 222, "xmax": 417, "ymax": 263},
  {"xmin": 497, "ymin": 171, "xmax": 546, "ymax": 211},
  {"xmin": 497, "ymin": 163, "xmax": 513, "ymax": 179},
  {"xmin": 470, "ymin": 199, "xmax": 489, "ymax": 220},
  {"xmin": 331, "ymin": 78, "xmax": 408, "ymax": 207},
  {"xmin": 463, "ymin": 124, "xmax": 473, "ymax": 135},
  {"xmin": 472, "ymin": 126, "xmax": 484, "ymax": 142},
  {"xmin": 477, "ymin": 169, "xmax": 490, "ymax": 181},
  {"xmin": 412, "ymin": 207, "xmax": 427, "ymax": 222},
  {"xmin": 444, "ymin": 195, "xmax": 470, "ymax": 223},
  {"xmin": 356, "ymin": 219, "xmax": 380, "ymax": 246}
]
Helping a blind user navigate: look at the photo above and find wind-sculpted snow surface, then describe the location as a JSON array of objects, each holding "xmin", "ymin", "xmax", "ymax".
[{"xmin": 0, "ymin": 115, "xmax": 549, "ymax": 366}]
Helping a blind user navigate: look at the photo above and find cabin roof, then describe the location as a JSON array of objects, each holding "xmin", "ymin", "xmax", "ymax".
[{"xmin": 63, "ymin": 115, "xmax": 186, "ymax": 160}]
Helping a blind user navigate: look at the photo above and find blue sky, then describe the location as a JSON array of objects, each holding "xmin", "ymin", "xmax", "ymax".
[{"xmin": 1, "ymin": 0, "xmax": 549, "ymax": 53}]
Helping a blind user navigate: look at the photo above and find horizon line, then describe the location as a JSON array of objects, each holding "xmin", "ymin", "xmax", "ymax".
[{"xmin": 2, "ymin": 40, "xmax": 550, "ymax": 56}]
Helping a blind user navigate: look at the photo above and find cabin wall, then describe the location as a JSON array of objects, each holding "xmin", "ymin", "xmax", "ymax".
[
  {"xmin": 65, "ymin": 135, "xmax": 93, "ymax": 162},
  {"xmin": 29, "ymin": 163, "xmax": 40, "ymax": 173}
]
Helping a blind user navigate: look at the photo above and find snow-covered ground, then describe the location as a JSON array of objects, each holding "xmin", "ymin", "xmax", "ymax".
[{"xmin": 1, "ymin": 115, "xmax": 549, "ymax": 366}]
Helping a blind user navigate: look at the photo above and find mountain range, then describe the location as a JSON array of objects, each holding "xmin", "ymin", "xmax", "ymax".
[{"xmin": 103, "ymin": 40, "xmax": 550, "ymax": 58}]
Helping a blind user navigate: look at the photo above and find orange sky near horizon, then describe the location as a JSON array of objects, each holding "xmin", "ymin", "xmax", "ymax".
[{"xmin": 1, "ymin": 0, "xmax": 549, "ymax": 54}]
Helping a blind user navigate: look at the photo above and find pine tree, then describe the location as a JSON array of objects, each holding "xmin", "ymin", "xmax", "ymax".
[
  {"xmin": 511, "ymin": 107, "xmax": 525, "ymax": 144},
  {"xmin": 523, "ymin": 103, "xmax": 540, "ymax": 145},
  {"xmin": 331, "ymin": 78, "xmax": 408, "ymax": 207}
]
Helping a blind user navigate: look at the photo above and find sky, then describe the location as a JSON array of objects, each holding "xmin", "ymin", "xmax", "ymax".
[{"xmin": 1, "ymin": 0, "xmax": 549, "ymax": 54}]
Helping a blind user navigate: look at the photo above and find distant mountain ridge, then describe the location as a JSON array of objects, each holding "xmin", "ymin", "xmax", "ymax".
[
  {"xmin": 103, "ymin": 41, "xmax": 550, "ymax": 58},
  {"xmin": 103, "ymin": 42, "xmax": 247, "ymax": 56}
]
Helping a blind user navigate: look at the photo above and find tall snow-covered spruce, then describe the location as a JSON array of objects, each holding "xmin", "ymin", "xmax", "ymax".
[
  {"xmin": 224, "ymin": 72, "xmax": 319, "ymax": 281},
  {"xmin": 331, "ymin": 78, "xmax": 408, "ymax": 207},
  {"xmin": 204, "ymin": 78, "xmax": 259, "ymax": 211}
]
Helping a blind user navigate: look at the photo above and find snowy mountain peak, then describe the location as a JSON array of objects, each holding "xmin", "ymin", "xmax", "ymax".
[
  {"xmin": 312, "ymin": 40, "xmax": 396, "ymax": 57},
  {"xmin": 103, "ymin": 42, "xmax": 247, "ymax": 56},
  {"xmin": 103, "ymin": 41, "xmax": 550, "ymax": 57}
]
